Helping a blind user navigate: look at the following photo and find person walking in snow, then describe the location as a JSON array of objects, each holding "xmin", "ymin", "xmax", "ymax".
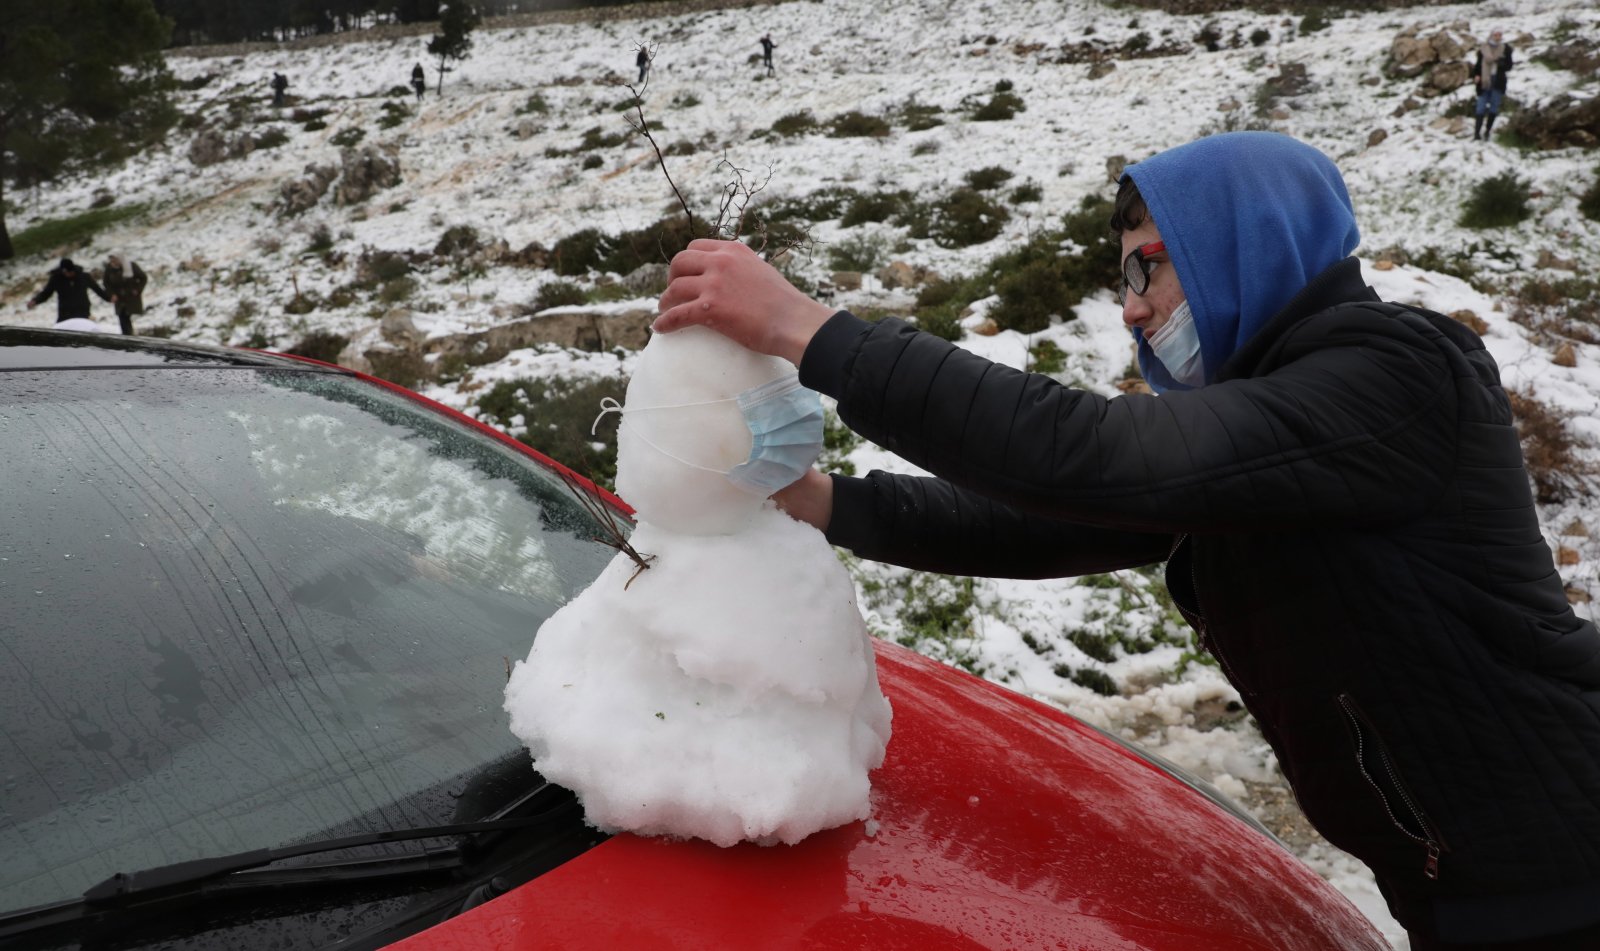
[
  {"xmin": 655, "ymin": 130, "xmax": 1600, "ymax": 950},
  {"xmin": 271, "ymin": 71, "xmax": 290, "ymax": 107},
  {"xmin": 27, "ymin": 259, "xmax": 114, "ymax": 326},
  {"xmin": 411, "ymin": 63, "xmax": 427, "ymax": 101},
  {"xmin": 759, "ymin": 33, "xmax": 776, "ymax": 76},
  {"xmin": 101, "ymin": 255, "xmax": 147, "ymax": 336},
  {"xmin": 636, "ymin": 45, "xmax": 651, "ymax": 85},
  {"xmin": 1470, "ymin": 29, "xmax": 1513, "ymax": 142}
]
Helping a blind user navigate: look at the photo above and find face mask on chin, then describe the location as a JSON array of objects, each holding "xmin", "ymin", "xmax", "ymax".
[{"xmin": 1146, "ymin": 300, "xmax": 1206, "ymax": 388}]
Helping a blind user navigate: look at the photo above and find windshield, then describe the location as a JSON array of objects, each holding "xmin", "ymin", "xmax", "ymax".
[{"xmin": 0, "ymin": 367, "xmax": 616, "ymax": 912}]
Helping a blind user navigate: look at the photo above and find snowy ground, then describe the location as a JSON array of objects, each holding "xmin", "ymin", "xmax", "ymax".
[{"xmin": 5, "ymin": 0, "xmax": 1600, "ymax": 945}]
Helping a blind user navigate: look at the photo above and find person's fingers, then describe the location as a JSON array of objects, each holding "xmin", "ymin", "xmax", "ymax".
[
  {"xmin": 656, "ymin": 274, "xmax": 704, "ymax": 314},
  {"xmin": 652, "ymin": 299, "xmax": 714, "ymax": 335}
]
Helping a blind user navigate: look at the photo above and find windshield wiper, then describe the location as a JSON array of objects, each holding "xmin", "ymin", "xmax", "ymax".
[{"xmin": 0, "ymin": 783, "xmax": 582, "ymax": 940}]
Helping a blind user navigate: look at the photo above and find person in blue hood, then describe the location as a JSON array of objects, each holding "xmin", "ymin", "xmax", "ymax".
[{"xmin": 654, "ymin": 131, "xmax": 1600, "ymax": 950}]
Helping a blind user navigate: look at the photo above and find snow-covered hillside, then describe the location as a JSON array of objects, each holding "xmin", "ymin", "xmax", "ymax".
[{"xmin": 5, "ymin": 0, "xmax": 1599, "ymax": 944}]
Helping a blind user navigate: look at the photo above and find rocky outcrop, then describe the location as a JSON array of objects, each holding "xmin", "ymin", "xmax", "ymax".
[
  {"xmin": 278, "ymin": 163, "xmax": 338, "ymax": 216},
  {"xmin": 187, "ymin": 128, "xmax": 258, "ymax": 166},
  {"xmin": 338, "ymin": 306, "xmax": 655, "ymax": 382},
  {"xmin": 334, "ymin": 144, "xmax": 402, "ymax": 205},
  {"xmin": 1387, "ymin": 23, "xmax": 1474, "ymax": 97},
  {"xmin": 1508, "ymin": 94, "xmax": 1600, "ymax": 150}
]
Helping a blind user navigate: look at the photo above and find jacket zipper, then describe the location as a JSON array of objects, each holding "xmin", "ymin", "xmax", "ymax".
[
  {"xmin": 1337, "ymin": 693, "xmax": 1448, "ymax": 880},
  {"xmin": 1169, "ymin": 533, "xmax": 1246, "ymax": 692}
]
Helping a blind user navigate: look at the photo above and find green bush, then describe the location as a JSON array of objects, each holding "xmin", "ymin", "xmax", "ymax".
[
  {"xmin": 1010, "ymin": 181, "xmax": 1043, "ymax": 203},
  {"xmin": 929, "ymin": 188, "xmax": 1010, "ymax": 248},
  {"xmin": 577, "ymin": 125, "xmax": 631, "ymax": 151},
  {"xmin": 825, "ymin": 232, "xmax": 887, "ymax": 272},
  {"xmin": 551, "ymin": 227, "xmax": 615, "ymax": 276},
  {"xmin": 582, "ymin": 154, "xmax": 604, "ymax": 170},
  {"xmin": 283, "ymin": 331, "xmax": 349, "ymax": 364},
  {"xmin": 474, "ymin": 375, "xmax": 630, "ymax": 491},
  {"xmin": 964, "ymin": 165, "xmax": 1015, "ymax": 191},
  {"xmin": 552, "ymin": 216, "xmax": 699, "ymax": 277},
  {"xmin": 516, "ymin": 93, "xmax": 550, "ymax": 115},
  {"xmin": 759, "ymin": 186, "xmax": 856, "ymax": 224},
  {"xmin": 378, "ymin": 276, "xmax": 418, "ymax": 303},
  {"xmin": 535, "ymin": 280, "xmax": 589, "ymax": 311},
  {"xmin": 1299, "ymin": 9, "xmax": 1331, "ymax": 33},
  {"xmin": 970, "ymin": 89, "xmax": 1026, "ymax": 121},
  {"xmin": 378, "ymin": 102, "xmax": 410, "ymax": 129},
  {"xmin": 842, "ymin": 189, "xmax": 911, "ymax": 226},
  {"xmin": 993, "ymin": 259, "xmax": 1069, "ymax": 333},
  {"xmin": 1029, "ymin": 338, "xmax": 1067, "ymax": 375},
  {"xmin": 1250, "ymin": 27, "xmax": 1271, "ymax": 46},
  {"xmin": 828, "ymin": 110, "xmax": 891, "ymax": 138},
  {"xmin": 896, "ymin": 101, "xmax": 944, "ymax": 131},
  {"xmin": 434, "ymin": 225, "xmax": 482, "ymax": 257},
  {"xmin": 1460, "ymin": 171, "xmax": 1532, "ymax": 229},
  {"xmin": 769, "ymin": 110, "xmax": 818, "ymax": 137},
  {"xmin": 254, "ymin": 128, "xmax": 291, "ymax": 150},
  {"xmin": 330, "ymin": 127, "xmax": 366, "ymax": 148},
  {"xmin": 1580, "ymin": 167, "xmax": 1600, "ymax": 222}
]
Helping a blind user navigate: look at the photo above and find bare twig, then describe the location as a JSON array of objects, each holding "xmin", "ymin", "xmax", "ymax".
[
  {"xmin": 619, "ymin": 45, "xmax": 697, "ymax": 237},
  {"xmin": 555, "ymin": 468, "xmax": 656, "ymax": 588}
]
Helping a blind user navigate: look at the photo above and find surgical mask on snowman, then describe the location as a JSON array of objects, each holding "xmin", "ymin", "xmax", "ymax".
[
  {"xmin": 594, "ymin": 374, "xmax": 826, "ymax": 496},
  {"xmin": 1146, "ymin": 300, "xmax": 1206, "ymax": 387}
]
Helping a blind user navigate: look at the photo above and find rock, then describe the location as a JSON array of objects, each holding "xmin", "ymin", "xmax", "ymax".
[
  {"xmin": 1449, "ymin": 310, "xmax": 1488, "ymax": 336},
  {"xmin": 1367, "ymin": 128, "xmax": 1388, "ymax": 148},
  {"xmin": 971, "ymin": 318, "xmax": 1000, "ymax": 336},
  {"xmin": 1420, "ymin": 60, "xmax": 1469, "ymax": 97},
  {"xmin": 1553, "ymin": 341, "xmax": 1578, "ymax": 368},
  {"xmin": 1217, "ymin": 98, "xmax": 1240, "ymax": 113},
  {"xmin": 1506, "ymin": 92, "xmax": 1600, "ymax": 150},
  {"xmin": 335, "ymin": 144, "xmax": 402, "ymax": 205},
  {"xmin": 1557, "ymin": 546, "xmax": 1581, "ymax": 566},
  {"xmin": 1105, "ymin": 154, "xmax": 1129, "ymax": 184},
  {"xmin": 1563, "ymin": 518, "xmax": 1590, "ymax": 538},
  {"xmin": 877, "ymin": 260, "xmax": 917, "ymax": 290},
  {"xmin": 1360, "ymin": 75, "xmax": 1381, "ymax": 86},
  {"xmin": 187, "ymin": 129, "xmax": 229, "ymax": 167},
  {"xmin": 1269, "ymin": 107, "xmax": 1292, "ymax": 121},
  {"xmin": 379, "ymin": 309, "xmax": 420, "ymax": 345},
  {"xmin": 1087, "ymin": 61, "xmax": 1117, "ymax": 80},
  {"xmin": 622, "ymin": 262, "xmax": 670, "ymax": 295},
  {"xmin": 1372, "ymin": 259, "xmax": 1395, "ymax": 271},
  {"xmin": 1567, "ymin": 585, "xmax": 1593, "ymax": 605},
  {"xmin": 278, "ymin": 163, "xmax": 338, "ymax": 216},
  {"xmin": 831, "ymin": 271, "xmax": 863, "ymax": 292},
  {"xmin": 1390, "ymin": 96, "xmax": 1420, "ymax": 118},
  {"xmin": 1114, "ymin": 376, "xmax": 1152, "ymax": 395},
  {"xmin": 513, "ymin": 118, "xmax": 539, "ymax": 140}
]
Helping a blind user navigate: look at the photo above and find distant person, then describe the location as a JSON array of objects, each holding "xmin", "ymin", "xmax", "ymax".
[
  {"xmin": 1470, "ymin": 29, "xmax": 1513, "ymax": 142},
  {"xmin": 27, "ymin": 259, "xmax": 114, "ymax": 326},
  {"xmin": 271, "ymin": 72, "xmax": 289, "ymax": 107},
  {"xmin": 411, "ymin": 63, "xmax": 426, "ymax": 102},
  {"xmin": 102, "ymin": 255, "xmax": 148, "ymax": 336},
  {"xmin": 636, "ymin": 46, "xmax": 650, "ymax": 85},
  {"xmin": 759, "ymin": 33, "xmax": 776, "ymax": 76}
]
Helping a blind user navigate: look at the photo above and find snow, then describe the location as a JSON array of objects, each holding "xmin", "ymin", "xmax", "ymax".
[{"xmin": 5, "ymin": 0, "xmax": 1600, "ymax": 945}]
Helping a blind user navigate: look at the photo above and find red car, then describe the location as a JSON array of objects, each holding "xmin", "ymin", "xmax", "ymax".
[{"xmin": 0, "ymin": 328, "xmax": 1385, "ymax": 950}]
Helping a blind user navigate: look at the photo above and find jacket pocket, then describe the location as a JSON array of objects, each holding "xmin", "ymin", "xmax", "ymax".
[{"xmin": 1337, "ymin": 693, "xmax": 1448, "ymax": 881}]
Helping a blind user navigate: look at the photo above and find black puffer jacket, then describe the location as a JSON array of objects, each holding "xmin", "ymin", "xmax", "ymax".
[{"xmin": 801, "ymin": 258, "xmax": 1600, "ymax": 942}]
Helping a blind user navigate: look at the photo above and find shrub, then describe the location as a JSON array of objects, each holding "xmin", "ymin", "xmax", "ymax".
[
  {"xmin": 826, "ymin": 232, "xmax": 887, "ymax": 272},
  {"xmin": 993, "ymin": 259, "xmax": 1069, "ymax": 333},
  {"xmin": 897, "ymin": 101, "xmax": 944, "ymax": 131},
  {"xmin": 577, "ymin": 125, "xmax": 631, "ymax": 151},
  {"xmin": 330, "ymin": 127, "xmax": 365, "ymax": 148},
  {"xmin": 895, "ymin": 573, "xmax": 977, "ymax": 652},
  {"xmin": 1460, "ymin": 171, "xmax": 1532, "ymax": 228},
  {"xmin": 842, "ymin": 189, "xmax": 911, "ymax": 226},
  {"xmin": 819, "ymin": 408, "xmax": 860, "ymax": 477},
  {"xmin": 759, "ymin": 186, "xmax": 856, "ymax": 224},
  {"xmin": 379, "ymin": 102, "xmax": 410, "ymax": 129},
  {"xmin": 378, "ymin": 276, "xmax": 418, "ymax": 303},
  {"xmin": 769, "ymin": 110, "xmax": 818, "ymax": 137},
  {"xmin": 969, "ymin": 89, "xmax": 1025, "ymax": 121},
  {"xmin": 1580, "ymin": 167, "xmax": 1600, "ymax": 222},
  {"xmin": 474, "ymin": 375, "xmax": 630, "ymax": 491},
  {"xmin": 306, "ymin": 223, "xmax": 335, "ymax": 254},
  {"xmin": 828, "ymin": 110, "xmax": 891, "ymax": 138},
  {"xmin": 551, "ymin": 227, "xmax": 615, "ymax": 276},
  {"xmin": 929, "ymin": 188, "xmax": 1010, "ymax": 249},
  {"xmin": 1250, "ymin": 27, "xmax": 1271, "ymax": 46},
  {"xmin": 1299, "ymin": 9, "xmax": 1331, "ymax": 33},
  {"xmin": 535, "ymin": 281, "xmax": 588, "ymax": 311},
  {"xmin": 356, "ymin": 248, "xmax": 412, "ymax": 287},
  {"xmin": 1506, "ymin": 389, "xmax": 1590, "ymax": 503},
  {"xmin": 254, "ymin": 128, "xmax": 290, "ymax": 150},
  {"xmin": 516, "ymin": 93, "xmax": 550, "ymax": 115},
  {"xmin": 1029, "ymin": 338, "xmax": 1066, "ymax": 374},
  {"xmin": 964, "ymin": 165, "xmax": 1015, "ymax": 191},
  {"xmin": 582, "ymin": 154, "xmax": 603, "ymax": 170},
  {"xmin": 434, "ymin": 224, "xmax": 482, "ymax": 257},
  {"xmin": 1010, "ymin": 181, "xmax": 1043, "ymax": 204}
]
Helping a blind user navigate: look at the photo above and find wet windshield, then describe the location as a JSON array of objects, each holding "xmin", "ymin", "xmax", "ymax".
[{"xmin": 0, "ymin": 367, "xmax": 616, "ymax": 912}]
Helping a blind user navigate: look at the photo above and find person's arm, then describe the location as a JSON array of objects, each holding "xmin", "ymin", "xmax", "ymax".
[
  {"xmin": 86, "ymin": 276, "xmax": 112, "ymax": 302},
  {"xmin": 798, "ymin": 307, "xmax": 1459, "ymax": 536},
  {"xmin": 131, "ymin": 263, "xmax": 147, "ymax": 289},
  {"xmin": 29, "ymin": 276, "xmax": 58, "ymax": 307}
]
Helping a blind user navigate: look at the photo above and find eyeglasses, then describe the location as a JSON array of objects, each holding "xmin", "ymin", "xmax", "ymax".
[{"xmin": 1120, "ymin": 240, "xmax": 1166, "ymax": 304}]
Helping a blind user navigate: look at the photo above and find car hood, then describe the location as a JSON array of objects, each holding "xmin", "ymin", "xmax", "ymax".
[{"xmin": 390, "ymin": 640, "xmax": 1385, "ymax": 950}]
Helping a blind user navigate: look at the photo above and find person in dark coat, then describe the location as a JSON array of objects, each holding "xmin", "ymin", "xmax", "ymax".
[
  {"xmin": 654, "ymin": 131, "xmax": 1600, "ymax": 950},
  {"xmin": 759, "ymin": 33, "xmax": 775, "ymax": 76},
  {"xmin": 271, "ymin": 72, "xmax": 289, "ymax": 107},
  {"xmin": 28, "ymin": 259, "xmax": 114, "ymax": 325},
  {"xmin": 101, "ymin": 255, "xmax": 147, "ymax": 335},
  {"xmin": 411, "ymin": 63, "xmax": 426, "ymax": 102},
  {"xmin": 635, "ymin": 46, "xmax": 650, "ymax": 85},
  {"xmin": 1470, "ymin": 29, "xmax": 1513, "ymax": 142}
]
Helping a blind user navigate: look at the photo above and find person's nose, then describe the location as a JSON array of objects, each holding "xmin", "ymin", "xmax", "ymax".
[{"xmin": 1121, "ymin": 288, "xmax": 1153, "ymax": 329}]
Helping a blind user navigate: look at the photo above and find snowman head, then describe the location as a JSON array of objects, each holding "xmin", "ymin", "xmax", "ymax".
[{"xmin": 612, "ymin": 327, "xmax": 823, "ymax": 536}]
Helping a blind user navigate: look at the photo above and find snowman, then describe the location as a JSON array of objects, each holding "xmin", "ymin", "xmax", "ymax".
[{"xmin": 504, "ymin": 326, "xmax": 892, "ymax": 847}]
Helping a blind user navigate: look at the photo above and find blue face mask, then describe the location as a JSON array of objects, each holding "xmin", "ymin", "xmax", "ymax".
[
  {"xmin": 1146, "ymin": 300, "xmax": 1206, "ymax": 388},
  {"xmin": 595, "ymin": 374, "xmax": 826, "ymax": 496}
]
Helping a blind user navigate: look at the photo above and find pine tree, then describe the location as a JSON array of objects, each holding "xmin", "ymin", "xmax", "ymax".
[
  {"xmin": 0, "ymin": 1, "xmax": 176, "ymax": 260},
  {"xmin": 426, "ymin": 2, "xmax": 481, "ymax": 97}
]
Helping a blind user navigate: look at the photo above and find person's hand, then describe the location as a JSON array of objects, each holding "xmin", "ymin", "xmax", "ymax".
[
  {"xmin": 771, "ymin": 467, "xmax": 833, "ymax": 532},
  {"xmin": 655, "ymin": 239, "xmax": 835, "ymax": 365}
]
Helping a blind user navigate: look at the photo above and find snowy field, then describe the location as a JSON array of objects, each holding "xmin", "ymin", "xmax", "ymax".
[{"xmin": 5, "ymin": 0, "xmax": 1600, "ymax": 945}]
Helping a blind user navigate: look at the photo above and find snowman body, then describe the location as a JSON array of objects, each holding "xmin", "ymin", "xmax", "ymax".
[{"xmin": 504, "ymin": 327, "xmax": 892, "ymax": 846}]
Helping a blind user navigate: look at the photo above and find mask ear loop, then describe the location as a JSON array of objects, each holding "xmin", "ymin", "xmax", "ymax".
[{"xmin": 590, "ymin": 396, "xmax": 744, "ymax": 475}]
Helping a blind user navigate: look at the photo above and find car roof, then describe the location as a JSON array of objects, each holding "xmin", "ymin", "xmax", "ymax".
[{"xmin": 0, "ymin": 326, "xmax": 342, "ymax": 373}]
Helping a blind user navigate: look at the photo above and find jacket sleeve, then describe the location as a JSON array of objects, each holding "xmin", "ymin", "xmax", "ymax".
[
  {"xmin": 824, "ymin": 470, "xmax": 1171, "ymax": 578},
  {"xmin": 132, "ymin": 264, "xmax": 147, "ymax": 290},
  {"xmin": 87, "ymin": 277, "xmax": 112, "ymax": 302},
  {"xmin": 31, "ymin": 276, "xmax": 59, "ymax": 306},
  {"xmin": 799, "ymin": 309, "xmax": 1458, "ymax": 535}
]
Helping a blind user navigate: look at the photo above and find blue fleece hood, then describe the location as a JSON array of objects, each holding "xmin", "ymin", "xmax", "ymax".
[{"xmin": 1122, "ymin": 132, "xmax": 1360, "ymax": 391}]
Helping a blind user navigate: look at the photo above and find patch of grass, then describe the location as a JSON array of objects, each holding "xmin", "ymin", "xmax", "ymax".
[
  {"xmin": 768, "ymin": 110, "xmax": 819, "ymax": 137},
  {"xmin": 516, "ymin": 93, "xmax": 550, "ymax": 115},
  {"xmin": 254, "ymin": 128, "xmax": 291, "ymax": 150},
  {"xmin": 896, "ymin": 100, "xmax": 944, "ymax": 131},
  {"xmin": 474, "ymin": 375, "xmax": 630, "ymax": 491},
  {"xmin": 378, "ymin": 101, "xmax": 410, "ymax": 130},
  {"xmin": 819, "ymin": 407, "xmax": 860, "ymax": 477},
  {"xmin": 842, "ymin": 189, "xmax": 910, "ymax": 227},
  {"xmin": 1460, "ymin": 170, "xmax": 1532, "ymax": 229},
  {"xmin": 330, "ymin": 127, "xmax": 366, "ymax": 148},
  {"xmin": 1580, "ymin": 166, "xmax": 1600, "ymax": 222},
  {"xmin": 378, "ymin": 276, "xmax": 418, "ymax": 303},
  {"xmin": 9, "ymin": 203, "xmax": 148, "ymax": 259},
  {"xmin": 1010, "ymin": 181, "xmax": 1043, "ymax": 204},
  {"xmin": 434, "ymin": 225, "xmax": 482, "ymax": 257},
  {"xmin": 1029, "ymin": 338, "xmax": 1066, "ymax": 374},
  {"xmin": 968, "ymin": 86, "xmax": 1026, "ymax": 122}
]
